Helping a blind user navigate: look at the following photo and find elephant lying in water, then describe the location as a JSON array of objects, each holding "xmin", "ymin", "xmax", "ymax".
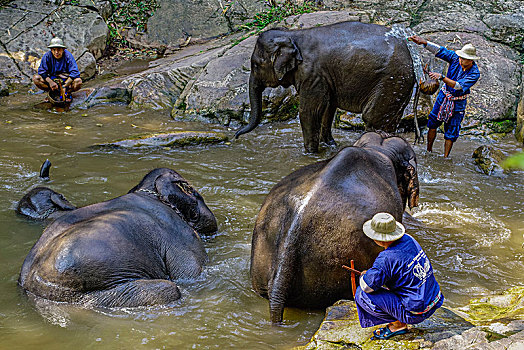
[
  {"xmin": 250, "ymin": 132, "xmax": 419, "ymax": 323},
  {"xmin": 19, "ymin": 168, "xmax": 217, "ymax": 307}
]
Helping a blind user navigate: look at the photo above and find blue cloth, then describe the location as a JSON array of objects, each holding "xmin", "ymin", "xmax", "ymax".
[
  {"xmin": 37, "ymin": 50, "xmax": 80, "ymax": 80},
  {"xmin": 355, "ymin": 234, "xmax": 443, "ymax": 327},
  {"xmin": 355, "ymin": 286, "xmax": 443, "ymax": 327},
  {"xmin": 427, "ymin": 110, "xmax": 465, "ymax": 142},
  {"xmin": 426, "ymin": 46, "xmax": 480, "ymax": 138}
]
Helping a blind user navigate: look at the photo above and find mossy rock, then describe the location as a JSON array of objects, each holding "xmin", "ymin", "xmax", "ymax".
[
  {"xmin": 335, "ymin": 112, "xmax": 366, "ymax": 130},
  {"xmin": 487, "ymin": 120, "xmax": 515, "ymax": 134},
  {"xmin": 93, "ymin": 131, "xmax": 228, "ymax": 148},
  {"xmin": 472, "ymin": 145, "xmax": 505, "ymax": 176},
  {"xmin": 453, "ymin": 286, "xmax": 524, "ymax": 325}
]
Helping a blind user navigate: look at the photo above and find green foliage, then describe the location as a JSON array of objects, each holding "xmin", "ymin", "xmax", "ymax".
[
  {"xmin": 239, "ymin": 2, "xmax": 319, "ymax": 32},
  {"xmin": 106, "ymin": 0, "xmax": 160, "ymax": 48},
  {"xmin": 487, "ymin": 120, "xmax": 515, "ymax": 134},
  {"xmin": 502, "ymin": 152, "xmax": 524, "ymax": 170}
]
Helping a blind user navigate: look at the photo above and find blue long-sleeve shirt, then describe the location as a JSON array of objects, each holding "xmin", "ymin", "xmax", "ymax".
[
  {"xmin": 38, "ymin": 50, "xmax": 80, "ymax": 80},
  {"xmin": 432, "ymin": 47, "xmax": 480, "ymax": 112}
]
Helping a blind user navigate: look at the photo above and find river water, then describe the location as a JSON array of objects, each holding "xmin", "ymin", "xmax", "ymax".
[{"xmin": 0, "ymin": 88, "xmax": 523, "ymax": 349}]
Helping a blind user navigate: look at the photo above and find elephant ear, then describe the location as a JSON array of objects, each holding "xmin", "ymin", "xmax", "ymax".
[
  {"xmin": 154, "ymin": 172, "xmax": 198, "ymax": 220},
  {"xmin": 50, "ymin": 192, "xmax": 76, "ymax": 211},
  {"xmin": 271, "ymin": 37, "xmax": 303, "ymax": 81}
]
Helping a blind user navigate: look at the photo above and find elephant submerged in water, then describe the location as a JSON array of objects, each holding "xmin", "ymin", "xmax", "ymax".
[
  {"xmin": 19, "ymin": 168, "xmax": 217, "ymax": 307},
  {"xmin": 235, "ymin": 21, "xmax": 415, "ymax": 153},
  {"xmin": 250, "ymin": 132, "xmax": 419, "ymax": 323}
]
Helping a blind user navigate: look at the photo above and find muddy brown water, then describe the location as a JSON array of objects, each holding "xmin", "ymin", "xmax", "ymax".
[{"xmin": 0, "ymin": 90, "xmax": 523, "ymax": 349}]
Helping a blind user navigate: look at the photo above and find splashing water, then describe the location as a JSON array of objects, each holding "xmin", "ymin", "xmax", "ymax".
[
  {"xmin": 412, "ymin": 203, "xmax": 511, "ymax": 248},
  {"xmin": 386, "ymin": 24, "xmax": 425, "ymax": 82}
]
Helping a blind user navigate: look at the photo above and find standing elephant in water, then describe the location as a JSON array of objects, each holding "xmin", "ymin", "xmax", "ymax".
[
  {"xmin": 235, "ymin": 21, "xmax": 415, "ymax": 153},
  {"xmin": 250, "ymin": 132, "xmax": 419, "ymax": 323},
  {"xmin": 19, "ymin": 168, "xmax": 217, "ymax": 307}
]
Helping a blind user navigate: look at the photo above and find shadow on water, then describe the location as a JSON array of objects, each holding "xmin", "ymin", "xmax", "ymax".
[{"xmin": 0, "ymin": 90, "xmax": 523, "ymax": 349}]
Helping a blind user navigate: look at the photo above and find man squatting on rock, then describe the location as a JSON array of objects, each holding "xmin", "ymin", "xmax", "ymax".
[
  {"xmin": 409, "ymin": 35, "xmax": 480, "ymax": 157},
  {"xmin": 354, "ymin": 213, "xmax": 443, "ymax": 340},
  {"xmin": 32, "ymin": 37, "xmax": 82, "ymax": 101}
]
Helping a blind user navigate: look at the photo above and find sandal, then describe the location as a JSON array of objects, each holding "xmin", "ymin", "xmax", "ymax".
[{"xmin": 370, "ymin": 326, "xmax": 408, "ymax": 340}]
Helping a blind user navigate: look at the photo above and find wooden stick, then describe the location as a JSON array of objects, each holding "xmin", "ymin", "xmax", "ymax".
[
  {"xmin": 342, "ymin": 265, "xmax": 361, "ymax": 275},
  {"xmin": 350, "ymin": 260, "xmax": 357, "ymax": 298}
]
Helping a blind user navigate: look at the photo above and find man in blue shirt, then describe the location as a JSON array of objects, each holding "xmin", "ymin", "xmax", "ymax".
[
  {"xmin": 33, "ymin": 37, "xmax": 82, "ymax": 102},
  {"xmin": 409, "ymin": 36, "xmax": 480, "ymax": 157},
  {"xmin": 354, "ymin": 212, "xmax": 443, "ymax": 340}
]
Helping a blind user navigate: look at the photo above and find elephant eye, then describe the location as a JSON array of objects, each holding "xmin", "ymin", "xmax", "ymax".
[{"xmin": 189, "ymin": 208, "xmax": 199, "ymax": 222}]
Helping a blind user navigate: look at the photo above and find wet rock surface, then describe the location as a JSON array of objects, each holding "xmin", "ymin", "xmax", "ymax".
[
  {"xmin": 93, "ymin": 131, "xmax": 228, "ymax": 149},
  {"xmin": 472, "ymin": 145, "xmax": 506, "ymax": 176},
  {"xmin": 297, "ymin": 287, "xmax": 524, "ymax": 350}
]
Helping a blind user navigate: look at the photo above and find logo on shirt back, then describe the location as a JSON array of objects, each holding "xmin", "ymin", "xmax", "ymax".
[
  {"xmin": 408, "ymin": 249, "xmax": 432, "ymax": 285},
  {"xmin": 413, "ymin": 259, "xmax": 431, "ymax": 281}
]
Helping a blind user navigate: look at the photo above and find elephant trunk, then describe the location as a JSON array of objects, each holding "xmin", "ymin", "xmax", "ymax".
[{"xmin": 235, "ymin": 74, "xmax": 264, "ymax": 138}]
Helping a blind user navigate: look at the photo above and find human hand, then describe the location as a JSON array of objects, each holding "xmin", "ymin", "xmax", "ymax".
[
  {"xmin": 408, "ymin": 35, "xmax": 427, "ymax": 46},
  {"xmin": 361, "ymin": 270, "xmax": 367, "ymax": 275},
  {"xmin": 49, "ymin": 81, "xmax": 58, "ymax": 91},
  {"xmin": 428, "ymin": 72, "xmax": 442, "ymax": 80}
]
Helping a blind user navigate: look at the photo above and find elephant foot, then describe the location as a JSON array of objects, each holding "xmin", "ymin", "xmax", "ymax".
[{"xmin": 84, "ymin": 279, "xmax": 181, "ymax": 308}]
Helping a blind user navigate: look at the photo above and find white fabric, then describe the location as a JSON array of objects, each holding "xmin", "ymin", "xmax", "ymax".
[
  {"xmin": 360, "ymin": 275, "xmax": 374, "ymax": 293},
  {"xmin": 425, "ymin": 41, "xmax": 440, "ymax": 54},
  {"xmin": 454, "ymin": 81, "xmax": 462, "ymax": 90}
]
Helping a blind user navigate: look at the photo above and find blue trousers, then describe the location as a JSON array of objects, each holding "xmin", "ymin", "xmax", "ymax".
[{"xmin": 354, "ymin": 286, "xmax": 443, "ymax": 328}]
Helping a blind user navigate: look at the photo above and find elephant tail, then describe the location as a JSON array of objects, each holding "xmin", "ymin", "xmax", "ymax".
[
  {"xmin": 412, "ymin": 84, "xmax": 423, "ymax": 144},
  {"xmin": 268, "ymin": 227, "xmax": 300, "ymax": 324}
]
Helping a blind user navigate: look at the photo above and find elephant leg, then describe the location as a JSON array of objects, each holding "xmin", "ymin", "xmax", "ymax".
[
  {"xmin": 320, "ymin": 103, "xmax": 337, "ymax": 147},
  {"xmin": 362, "ymin": 84, "xmax": 411, "ymax": 132},
  {"xmin": 299, "ymin": 84, "xmax": 330, "ymax": 153},
  {"xmin": 84, "ymin": 279, "xmax": 181, "ymax": 308}
]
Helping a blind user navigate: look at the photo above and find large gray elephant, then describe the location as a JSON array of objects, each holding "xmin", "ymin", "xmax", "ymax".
[
  {"xmin": 19, "ymin": 168, "xmax": 217, "ymax": 307},
  {"xmin": 235, "ymin": 21, "xmax": 415, "ymax": 153},
  {"xmin": 250, "ymin": 132, "xmax": 419, "ymax": 323}
]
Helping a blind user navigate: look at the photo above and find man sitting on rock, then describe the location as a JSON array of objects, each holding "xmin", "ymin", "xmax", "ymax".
[
  {"xmin": 354, "ymin": 213, "xmax": 444, "ymax": 340},
  {"xmin": 33, "ymin": 37, "xmax": 82, "ymax": 102},
  {"xmin": 409, "ymin": 35, "xmax": 480, "ymax": 157}
]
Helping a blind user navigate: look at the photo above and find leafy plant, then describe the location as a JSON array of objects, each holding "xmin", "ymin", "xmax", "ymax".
[
  {"xmin": 106, "ymin": 0, "xmax": 160, "ymax": 49},
  {"xmin": 502, "ymin": 152, "xmax": 524, "ymax": 169},
  {"xmin": 239, "ymin": 1, "xmax": 320, "ymax": 32}
]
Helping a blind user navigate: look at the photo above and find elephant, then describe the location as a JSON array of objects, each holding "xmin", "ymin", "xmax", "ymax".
[
  {"xmin": 16, "ymin": 187, "xmax": 76, "ymax": 221},
  {"xmin": 250, "ymin": 131, "xmax": 419, "ymax": 323},
  {"xmin": 235, "ymin": 21, "xmax": 415, "ymax": 153},
  {"xmin": 19, "ymin": 168, "xmax": 217, "ymax": 308}
]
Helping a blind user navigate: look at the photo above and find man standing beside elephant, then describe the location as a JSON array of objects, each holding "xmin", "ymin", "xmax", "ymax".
[
  {"xmin": 355, "ymin": 213, "xmax": 443, "ymax": 340},
  {"xmin": 409, "ymin": 35, "xmax": 480, "ymax": 157}
]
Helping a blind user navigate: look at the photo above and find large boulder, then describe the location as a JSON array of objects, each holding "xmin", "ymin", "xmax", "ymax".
[
  {"xmin": 298, "ymin": 288, "xmax": 524, "ymax": 350},
  {"xmin": 517, "ymin": 73, "xmax": 524, "ymax": 144},
  {"xmin": 0, "ymin": 0, "xmax": 108, "ymax": 86},
  {"xmin": 146, "ymin": 0, "xmax": 267, "ymax": 47}
]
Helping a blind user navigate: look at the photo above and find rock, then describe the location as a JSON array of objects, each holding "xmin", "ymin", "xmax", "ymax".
[
  {"xmin": 300, "ymin": 288, "xmax": 524, "ymax": 350},
  {"xmin": 336, "ymin": 112, "xmax": 366, "ymax": 130},
  {"xmin": 453, "ymin": 286, "xmax": 524, "ymax": 325},
  {"xmin": 0, "ymin": 0, "xmax": 108, "ymax": 85},
  {"xmin": 297, "ymin": 300, "xmax": 475, "ymax": 350},
  {"xmin": 93, "ymin": 131, "xmax": 228, "ymax": 148},
  {"xmin": 472, "ymin": 145, "xmax": 505, "ymax": 176},
  {"xmin": 74, "ymin": 49, "xmax": 97, "ymax": 81},
  {"xmin": 0, "ymin": 80, "xmax": 9, "ymax": 96},
  {"xmin": 517, "ymin": 75, "xmax": 524, "ymax": 144},
  {"xmin": 146, "ymin": 0, "xmax": 267, "ymax": 47}
]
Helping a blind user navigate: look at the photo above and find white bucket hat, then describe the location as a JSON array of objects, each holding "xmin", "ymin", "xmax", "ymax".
[
  {"xmin": 456, "ymin": 43, "xmax": 479, "ymax": 60},
  {"xmin": 362, "ymin": 212, "xmax": 405, "ymax": 242},
  {"xmin": 48, "ymin": 37, "xmax": 66, "ymax": 49}
]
